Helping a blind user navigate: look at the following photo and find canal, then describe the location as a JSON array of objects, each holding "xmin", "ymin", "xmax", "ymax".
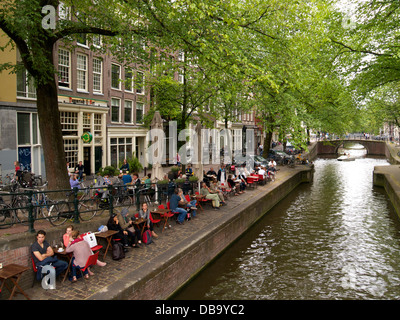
[{"xmin": 172, "ymin": 144, "xmax": 400, "ymax": 300}]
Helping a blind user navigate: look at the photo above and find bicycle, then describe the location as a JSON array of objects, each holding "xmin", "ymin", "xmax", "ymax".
[
  {"xmin": 0, "ymin": 192, "xmax": 21, "ymax": 228},
  {"xmin": 47, "ymin": 186, "xmax": 99, "ymax": 226}
]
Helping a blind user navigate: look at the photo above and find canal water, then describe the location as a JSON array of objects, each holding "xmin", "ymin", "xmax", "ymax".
[{"xmin": 172, "ymin": 144, "xmax": 400, "ymax": 300}]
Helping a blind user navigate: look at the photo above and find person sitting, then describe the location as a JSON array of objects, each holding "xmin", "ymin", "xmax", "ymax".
[
  {"xmin": 31, "ymin": 230, "xmax": 68, "ymax": 282},
  {"xmin": 139, "ymin": 202, "xmax": 158, "ymax": 238},
  {"xmin": 210, "ymin": 179, "xmax": 226, "ymax": 205},
  {"xmin": 207, "ymin": 167, "xmax": 217, "ymax": 177},
  {"xmin": 69, "ymin": 174, "xmax": 81, "ymax": 189},
  {"xmin": 258, "ymin": 166, "xmax": 266, "ymax": 177},
  {"xmin": 268, "ymin": 160, "xmax": 277, "ymax": 181},
  {"xmin": 63, "ymin": 225, "xmax": 107, "ymax": 266},
  {"xmin": 185, "ymin": 164, "xmax": 193, "ymax": 177},
  {"xmin": 106, "ymin": 214, "xmax": 129, "ymax": 248},
  {"xmin": 121, "ymin": 171, "xmax": 132, "ymax": 185},
  {"xmin": 65, "ymin": 230, "xmax": 97, "ymax": 282},
  {"xmin": 170, "ymin": 188, "xmax": 189, "ymax": 224},
  {"xmin": 117, "ymin": 209, "xmax": 142, "ymax": 248},
  {"xmin": 177, "ymin": 188, "xmax": 197, "ymax": 218},
  {"xmin": 200, "ymin": 182, "xmax": 221, "ymax": 209},
  {"xmin": 227, "ymin": 175, "xmax": 240, "ymax": 196}
]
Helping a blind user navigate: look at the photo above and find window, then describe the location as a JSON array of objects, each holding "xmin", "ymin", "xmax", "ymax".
[
  {"xmin": 111, "ymin": 64, "xmax": 121, "ymax": 89},
  {"xmin": 17, "ymin": 67, "xmax": 36, "ymax": 99},
  {"xmin": 94, "ymin": 114, "xmax": 103, "ymax": 145},
  {"xmin": 60, "ymin": 111, "xmax": 78, "ymax": 135},
  {"xmin": 111, "ymin": 98, "xmax": 120, "ymax": 122},
  {"xmin": 17, "ymin": 113, "xmax": 31, "ymax": 145},
  {"xmin": 110, "ymin": 137, "xmax": 133, "ymax": 167},
  {"xmin": 58, "ymin": 49, "xmax": 70, "ymax": 88},
  {"xmin": 77, "ymin": 54, "xmax": 88, "ymax": 91},
  {"xmin": 124, "ymin": 100, "xmax": 133, "ymax": 123},
  {"xmin": 64, "ymin": 138, "xmax": 79, "ymax": 167},
  {"xmin": 92, "ymin": 34, "xmax": 102, "ymax": 47},
  {"xmin": 124, "ymin": 68, "xmax": 133, "ymax": 92},
  {"xmin": 17, "ymin": 113, "xmax": 40, "ymax": 172},
  {"xmin": 136, "ymin": 71, "xmax": 144, "ymax": 94},
  {"xmin": 136, "ymin": 102, "xmax": 144, "ymax": 124},
  {"xmin": 93, "ymin": 58, "xmax": 102, "ymax": 93}
]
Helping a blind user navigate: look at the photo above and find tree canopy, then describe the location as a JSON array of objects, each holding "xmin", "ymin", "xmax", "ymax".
[{"xmin": 0, "ymin": 0, "xmax": 394, "ymax": 189}]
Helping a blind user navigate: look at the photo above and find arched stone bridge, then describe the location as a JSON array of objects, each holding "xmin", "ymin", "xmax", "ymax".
[{"xmin": 315, "ymin": 139, "xmax": 387, "ymax": 156}]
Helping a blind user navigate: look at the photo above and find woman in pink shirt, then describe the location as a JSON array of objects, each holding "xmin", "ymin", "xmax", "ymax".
[{"xmin": 66, "ymin": 230, "xmax": 95, "ymax": 282}]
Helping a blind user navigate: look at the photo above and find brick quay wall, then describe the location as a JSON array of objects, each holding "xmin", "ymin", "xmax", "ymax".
[{"xmin": 0, "ymin": 166, "xmax": 313, "ymax": 300}]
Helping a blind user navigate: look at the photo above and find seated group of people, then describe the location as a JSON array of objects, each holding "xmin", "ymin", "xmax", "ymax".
[
  {"xmin": 31, "ymin": 227, "xmax": 107, "ymax": 284},
  {"xmin": 106, "ymin": 202, "xmax": 159, "ymax": 250}
]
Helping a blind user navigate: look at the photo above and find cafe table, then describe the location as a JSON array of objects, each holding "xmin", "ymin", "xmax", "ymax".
[
  {"xmin": 191, "ymin": 194, "xmax": 207, "ymax": 210},
  {"xmin": 131, "ymin": 217, "xmax": 147, "ymax": 235},
  {"xmin": 0, "ymin": 264, "xmax": 30, "ymax": 300},
  {"xmin": 150, "ymin": 208, "xmax": 173, "ymax": 232},
  {"xmin": 53, "ymin": 247, "xmax": 72, "ymax": 283},
  {"xmin": 95, "ymin": 230, "xmax": 119, "ymax": 260}
]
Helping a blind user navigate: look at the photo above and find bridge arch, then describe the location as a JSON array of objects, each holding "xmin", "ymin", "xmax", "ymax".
[{"xmin": 316, "ymin": 139, "xmax": 386, "ymax": 156}]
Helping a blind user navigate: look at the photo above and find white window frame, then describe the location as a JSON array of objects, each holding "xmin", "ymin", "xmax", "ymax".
[
  {"xmin": 136, "ymin": 71, "xmax": 144, "ymax": 94},
  {"xmin": 111, "ymin": 63, "xmax": 121, "ymax": 90},
  {"xmin": 124, "ymin": 100, "xmax": 133, "ymax": 124},
  {"xmin": 111, "ymin": 98, "xmax": 121, "ymax": 123},
  {"xmin": 93, "ymin": 57, "xmax": 103, "ymax": 94},
  {"xmin": 136, "ymin": 102, "xmax": 144, "ymax": 124},
  {"xmin": 124, "ymin": 68, "xmax": 133, "ymax": 92},
  {"xmin": 58, "ymin": 49, "xmax": 71, "ymax": 89},
  {"xmin": 76, "ymin": 53, "xmax": 88, "ymax": 92}
]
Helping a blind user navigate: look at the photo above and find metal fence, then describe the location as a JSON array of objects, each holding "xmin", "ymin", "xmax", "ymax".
[{"xmin": 0, "ymin": 180, "xmax": 198, "ymax": 232}]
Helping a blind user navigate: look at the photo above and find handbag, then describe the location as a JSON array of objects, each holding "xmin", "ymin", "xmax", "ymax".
[{"xmin": 112, "ymin": 242, "xmax": 125, "ymax": 260}]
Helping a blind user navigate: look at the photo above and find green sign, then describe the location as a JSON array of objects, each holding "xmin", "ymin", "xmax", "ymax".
[{"xmin": 81, "ymin": 132, "xmax": 93, "ymax": 143}]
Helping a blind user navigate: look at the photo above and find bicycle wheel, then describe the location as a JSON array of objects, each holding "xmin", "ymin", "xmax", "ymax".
[
  {"xmin": 13, "ymin": 194, "xmax": 31, "ymax": 222},
  {"xmin": 0, "ymin": 203, "xmax": 16, "ymax": 228},
  {"xmin": 78, "ymin": 196, "xmax": 98, "ymax": 221},
  {"xmin": 47, "ymin": 201, "xmax": 71, "ymax": 226},
  {"xmin": 114, "ymin": 193, "xmax": 133, "ymax": 208}
]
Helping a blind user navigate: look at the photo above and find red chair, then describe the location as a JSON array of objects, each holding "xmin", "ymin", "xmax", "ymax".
[
  {"xmin": 77, "ymin": 251, "xmax": 99, "ymax": 289},
  {"xmin": 158, "ymin": 204, "xmax": 174, "ymax": 232},
  {"xmin": 194, "ymin": 191, "xmax": 212, "ymax": 208},
  {"xmin": 167, "ymin": 201, "xmax": 181, "ymax": 219},
  {"xmin": 150, "ymin": 212, "xmax": 161, "ymax": 228}
]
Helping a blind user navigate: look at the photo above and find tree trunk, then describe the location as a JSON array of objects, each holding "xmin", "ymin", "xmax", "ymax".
[
  {"xmin": 262, "ymin": 130, "xmax": 273, "ymax": 159},
  {"xmin": 35, "ymin": 57, "xmax": 70, "ymax": 192}
]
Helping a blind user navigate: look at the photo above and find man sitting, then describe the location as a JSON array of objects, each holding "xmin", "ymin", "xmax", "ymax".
[
  {"xmin": 31, "ymin": 230, "xmax": 68, "ymax": 284},
  {"xmin": 177, "ymin": 188, "xmax": 197, "ymax": 218},
  {"xmin": 170, "ymin": 188, "xmax": 189, "ymax": 224},
  {"xmin": 200, "ymin": 182, "xmax": 221, "ymax": 210}
]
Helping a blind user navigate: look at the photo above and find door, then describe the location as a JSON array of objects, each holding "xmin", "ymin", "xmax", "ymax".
[
  {"xmin": 83, "ymin": 147, "xmax": 91, "ymax": 176},
  {"xmin": 95, "ymin": 146, "xmax": 102, "ymax": 173}
]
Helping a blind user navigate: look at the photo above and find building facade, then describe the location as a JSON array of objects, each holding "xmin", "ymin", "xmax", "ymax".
[{"xmin": 0, "ymin": 30, "xmax": 150, "ymax": 178}]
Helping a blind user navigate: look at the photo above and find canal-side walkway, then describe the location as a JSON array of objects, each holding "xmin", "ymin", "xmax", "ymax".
[{"xmin": 5, "ymin": 164, "xmax": 311, "ymax": 300}]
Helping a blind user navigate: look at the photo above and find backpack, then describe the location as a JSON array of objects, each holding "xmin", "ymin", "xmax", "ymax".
[
  {"xmin": 142, "ymin": 229, "xmax": 153, "ymax": 245},
  {"xmin": 112, "ymin": 242, "xmax": 125, "ymax": 260}
]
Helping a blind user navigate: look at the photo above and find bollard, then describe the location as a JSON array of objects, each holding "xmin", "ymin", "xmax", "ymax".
[
  {"xmin": 73, "ymin": 187, "xmax": 80, "ymax": 224},
  {"xmin": 108, "ymin": 184, "xmax": 114, "ymax": 217},
  {"xmin": 27, "ymin": 189, "xmax": 35, "ymax": 233}
]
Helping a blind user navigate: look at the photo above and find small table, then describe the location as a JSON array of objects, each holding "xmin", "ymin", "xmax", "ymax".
[
  {"xmin": 95, "ymin": 230, "xmax": 119, "ymax": 260},
  {"xmin": 132, "ymin": 217, "xmax": 147, "ymax": 235},
  {"xmin": 53, "ymin": 248, "xmax": 72, "ymax": 284},
  {"xmin": 0, "ymin": 264, "xmax": 30, "ymax": 300},
  {"xmin": 151, "ymin": 209, "xmax": 173, "ymax": 232},
  {"xmin": 191, "ymin": 194, "xmax": 207, "ymax": 210}
]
